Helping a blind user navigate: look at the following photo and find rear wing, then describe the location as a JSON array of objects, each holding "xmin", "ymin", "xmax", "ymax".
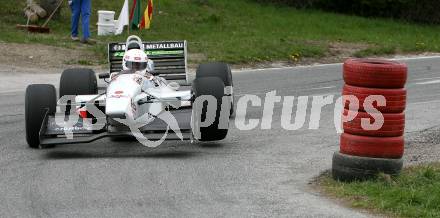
[{"xmin": 108, "ymin": 41, "xmax": 188, "ymax": 83}]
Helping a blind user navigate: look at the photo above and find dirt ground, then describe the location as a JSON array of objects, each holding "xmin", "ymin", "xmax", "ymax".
[
  {"xmin": 1, "ymin": 41, "xmax": 439, "ymax": 74},
  {"xmin": 405, "ymin": 126, "xmax": 440, "ymax": 165},
  {"xmin": 0, "ymin": 42, "xmax": 106, "ymax": 74},
  {"xmin": 231, "ymin": 42, "xmax": 440, "ymax": 70},
  {"xmin": 0, "ymin": 42, "xmax": 438, "ymax": 73}
]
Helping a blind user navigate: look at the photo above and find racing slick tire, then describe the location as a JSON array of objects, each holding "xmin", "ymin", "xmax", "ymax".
[
  {"xmin": 343, "ymin": 59, "xmax": 407, "ymax": 89},
  {"xmin": 192, "ymin": 77, "xmax": 229, "ymax": 141},
  {"xmin": 343, "ymin": 109, "xmax": 405, "ymax": 137},
  {"xmin": 343, "ymin": 84, "xmax": 406, "ymax": 113},
  {"xmin": 196, "ymin": 63, "xmax": 234, "ymax": 116},
  {"xmin": 25, "ymin": 84, "xmax": 57, "ymax": 148},
  {"xmin": 340, "ymin": 133, "xmax": 404, "ymax": 159},
  {"xmin": 332, "ymin": 151, "xmax": 403, "ymax": 182},
  {"xmin": 59, "ymin": 68, "xmax": 98, "ymax": 98}
]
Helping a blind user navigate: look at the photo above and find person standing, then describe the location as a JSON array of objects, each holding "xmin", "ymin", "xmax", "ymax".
[{"xmin": 69, "ymin": 0, "xmax": 94, "ymax": 44}]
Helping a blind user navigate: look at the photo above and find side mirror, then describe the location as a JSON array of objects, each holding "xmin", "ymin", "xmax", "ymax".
[
  {"xmin": 134, "ymin": 93, "xmax": 148, "ymax": 103},
  {"xmin": 147, "ymin": 59, "xmax": 155, "ymax": 73},
  {"xmin": 99, "ymin": 73, "xmax": 110, "ymax": 79}
]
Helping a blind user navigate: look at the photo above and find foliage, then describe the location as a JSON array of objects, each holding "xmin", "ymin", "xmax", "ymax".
[
  {"xmin": 253, "ymin": 0, "xmax": 440, "ymax": 24},
  {"xmin": 319, "ymin": 163, "xmax": 440, "ymax": 217},
  {"xmin": 2, "ymin": 0, "xmax": 440, "ymax": 64}
]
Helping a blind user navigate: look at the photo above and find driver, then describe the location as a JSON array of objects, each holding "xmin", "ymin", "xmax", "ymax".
[
  {"xmin": 121, "ymin": 48, "xmax": 166, "ymax": 90},
  {"xmin": 122, "ymin": 48, "xmax": 155, "ymax": 78}
]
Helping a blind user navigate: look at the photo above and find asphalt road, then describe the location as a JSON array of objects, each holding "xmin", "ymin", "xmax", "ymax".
[{"xmin": 1, "ymin": 57, "xmax": 439, "ymax": 217}]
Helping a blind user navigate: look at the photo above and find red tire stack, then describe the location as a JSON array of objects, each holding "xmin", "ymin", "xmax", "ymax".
[{"xmin": 332, "ymin": 59, "xmax": 408, "ymax": 181}]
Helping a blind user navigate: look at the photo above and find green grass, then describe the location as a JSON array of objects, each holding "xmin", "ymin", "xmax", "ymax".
[
  {"xmin": 318, "ymin": 163, "xmax": 440, "ymax": 218},
  {"xmin": 354, "ymin": 46, "xmax": 397, "ymax": 58},
  {"xmin": 2, "ymin": 0, "xmax": 440, "ymax": 64}
]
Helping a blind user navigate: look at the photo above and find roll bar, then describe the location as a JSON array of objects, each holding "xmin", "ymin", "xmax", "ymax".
[{"xmin": 125, "ymin": 35, "xmax": 145, "ymax": 51}]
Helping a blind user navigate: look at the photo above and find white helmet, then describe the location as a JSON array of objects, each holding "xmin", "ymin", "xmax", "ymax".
[{"xmin": 122, "ymin": 49, "xmax": 151, "ymax": 73}]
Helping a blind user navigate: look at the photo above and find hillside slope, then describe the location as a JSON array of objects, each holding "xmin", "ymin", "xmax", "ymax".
[{"xmin": 2, "ymin": 0, "xmax": 440, "ymax": 64}]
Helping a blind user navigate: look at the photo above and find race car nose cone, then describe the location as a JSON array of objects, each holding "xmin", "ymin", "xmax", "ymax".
[{"xmin": 106, "ymin": 96, "xmax": 131, "ymax": 119}]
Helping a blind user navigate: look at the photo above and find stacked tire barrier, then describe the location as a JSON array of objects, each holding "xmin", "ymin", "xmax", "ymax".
[{"xmin": 332, "ymin": 59, "xmax": 408, "ymax": 181}]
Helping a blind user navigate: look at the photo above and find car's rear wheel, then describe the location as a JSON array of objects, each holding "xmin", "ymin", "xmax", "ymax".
[
  {"xmin": 192, "ymin": 77, "xmax": 229, "ymax": 141},
  {"xmin": 59, "ymin": 68, "xmax": 98, "ymax": 116},
  {"xmin": 59, "ymin": 68, "xmax": 98, "ymax": 98},
  {"xmin": 196, "ymin": 63, "xmax": 234, "ymax": 116},
  {"xmin": 25, "ymin": 84, "xmax": 57, "ymax": 148}
]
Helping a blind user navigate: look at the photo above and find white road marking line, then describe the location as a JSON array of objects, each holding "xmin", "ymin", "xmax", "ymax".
[
  {"xmin": 391, "ymin": 55, "xmax": 440, "ymax": 61},
  {"xmin": 413, "ymin": 76, "xmax": 440, "ymax": 81},
  {"xmin": 305, "ymin": 86, "xmax": 336, "ymax": 91},
  {"xmin": 415, "ymin": 79, "xmax": 440, "ymax": 85},
  {"xmin": 408, "ymin": 99, "xmax": 440, "ymax": 105},
  {"xmin": 234, "ymin": 55, "xmax": 440, "ymax": 73},
  {"xmin": 311, "ymin": 92, "xmax": 340, "ymax": 96},
  {"xmin": 0, "ymin": 89, "xmax": 23, "ymax": 94},
  {"xmin": 235, "ymin": 91, "xmax": 339, "ymax": 97},
  {"xmin": 235, "ymin": 92, "xmax": 267, "ymax": 97},
  {"xmin": 233, "ymin": 63, "xmax": 342, "ymax": 73}
]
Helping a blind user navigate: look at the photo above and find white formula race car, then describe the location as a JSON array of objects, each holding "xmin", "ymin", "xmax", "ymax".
[{"xmin": 25, "ymin": 36, "xmax": 233, "ymax": 148}]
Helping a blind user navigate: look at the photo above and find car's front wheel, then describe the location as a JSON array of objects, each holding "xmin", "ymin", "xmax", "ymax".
[
  {"xmin": 25, "ymin": 84, "xmax": 57, "ymax": 148},
  {"xmin": 192, "ymin": 77, "xmax": 229, "ymax": 141},
  {"xmin": 196, "ymin": 62, "xmax": 234, "ymax": 117}
]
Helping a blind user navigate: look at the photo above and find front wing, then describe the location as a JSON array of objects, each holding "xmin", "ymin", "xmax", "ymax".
[{"xmin": 39, "ymin": 108, "xmax": 193, "ymax": 146}]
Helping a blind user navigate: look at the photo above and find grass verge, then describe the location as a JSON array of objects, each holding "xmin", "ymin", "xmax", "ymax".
[
  {"xmin": 353, "ymin": 46, "xmax": 397, "ymax": 58},
  {"xmin": 317, "ymin": 163, "xmax": 440, "ymax": 218},
  {"xmin": 2, "ymin": 0, "xmax": 440, "ymax": 64}
]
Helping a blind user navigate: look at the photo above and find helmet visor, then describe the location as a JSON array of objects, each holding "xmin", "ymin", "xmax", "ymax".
[{"xmin": 126, "ymin": 61, "xmax": 148, "ymax": 71}]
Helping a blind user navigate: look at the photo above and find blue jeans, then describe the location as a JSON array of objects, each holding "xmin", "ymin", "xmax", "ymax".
[{"xmin": 70, "ymin": 0, "xmax": 91, "ymax": 40}]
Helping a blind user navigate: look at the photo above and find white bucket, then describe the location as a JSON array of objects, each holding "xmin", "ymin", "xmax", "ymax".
[
  {"xmin": 97, "ymin": 23, "xmax": 115, "ymax": 36},
  {"xmin": 98, "ymin": 10, "xmax": 115, "ymax": 25}
]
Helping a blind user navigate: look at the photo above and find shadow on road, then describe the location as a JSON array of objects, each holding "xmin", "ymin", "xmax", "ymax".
[
  {"xmin": 44, "ymin": 150, "xmax": 199, "ymax": 160},
  {"xmin": 40, "ymin": 136, "xmax": 229, "ymax": 159},
  {"xmin": 198, "ymin": 142, "xmax": 224, "ymax": 148}
]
